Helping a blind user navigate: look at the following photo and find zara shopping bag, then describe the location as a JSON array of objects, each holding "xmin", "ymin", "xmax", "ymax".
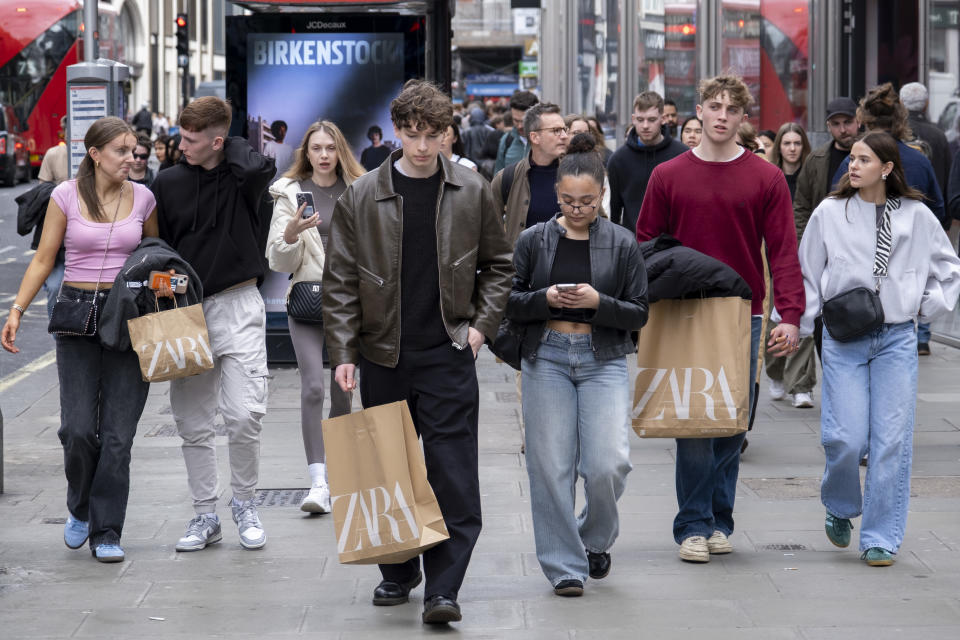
[
  {"xmin": 632, "ymin": 297, "xmax": 751, "ymax": 438},
  {"xmin": 322, "ymin": 400, "xmax": 450, "ymax": 565},
  {"xmin": 126, "ymin": 296, "xmax": 215, "ymax": 382}
]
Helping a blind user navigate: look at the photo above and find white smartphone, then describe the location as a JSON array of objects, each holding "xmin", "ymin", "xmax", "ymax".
[{"xmin": 555, "ymin": 283, "xmax": 578, "ymax": 292}]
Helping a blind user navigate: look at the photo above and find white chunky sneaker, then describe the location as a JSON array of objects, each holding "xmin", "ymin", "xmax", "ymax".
[
  {"xmin": 679, "ymin": 536, "xmax": 710, "ymax": 563},
  {"xmin": 706, "ymin": 530, "xmax": 733, "ymax": 554},
  {"xmin": 300, "ymin": 483, "xmax": 331, "ymax": 514},
  {"xmin": 231, "ymin": 498, "xmax": 267, "ymax": 550},
  {"xmin": 175, "ymin": 514, "xmax": 222, "ymax": 552},
  {"xmin": 792, "ymin": 392, "xmax": 814, "ymax": 408},
  {"xmin": 768, "ymin": 379, "xmax": 786, "ymax": 401}
]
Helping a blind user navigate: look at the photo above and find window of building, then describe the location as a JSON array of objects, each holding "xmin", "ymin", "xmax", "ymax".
[{"xmin": 575, "ymin": 0, "xmax": 620, "ymax": 135}]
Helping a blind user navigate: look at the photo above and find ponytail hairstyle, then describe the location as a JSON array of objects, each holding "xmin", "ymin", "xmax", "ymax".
[
  {"xmin": 75, "ymin": 116, "xmax": 136, "ymax": 222},
  {"xmin": 829, "ymin": 130, "xmax": 925, "ymax": 202},
  {"xmin": 556, "ymin": 132, "xmax": 606, "ymax": 187},
  {"xmin": 857, "ymin": 83, "xmax": 913, "ymax": 141}
]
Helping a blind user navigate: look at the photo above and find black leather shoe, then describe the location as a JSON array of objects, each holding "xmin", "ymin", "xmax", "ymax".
[
  {"xmin": 422, "ymin": 595, "xmax": 462, "ymax": 624},
  {"xmin": 553, "ymin": 579, "xmax": 584, "ymax": 597},
  {"xmin": 371, "ymin": 571, "xmax": 423, "ymax": 606},
  {"xmin": 587, "ymin": 550, "xmax": 611, "ymax": 579}
]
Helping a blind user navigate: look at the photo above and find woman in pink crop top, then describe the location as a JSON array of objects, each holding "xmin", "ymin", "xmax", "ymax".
[{"xmin": 2, "ymin": 117, "xmax": 160, "ymax": 564}]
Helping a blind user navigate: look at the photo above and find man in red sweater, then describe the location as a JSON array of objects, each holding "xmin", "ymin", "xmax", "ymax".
[{"xmin": 636, "ymin": 75, "xmax": 805, "ymax": 564}]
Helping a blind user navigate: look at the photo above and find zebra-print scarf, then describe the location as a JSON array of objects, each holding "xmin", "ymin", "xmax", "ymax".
[{"xmin": 873, "ymin": 196, "xmax": 899, "ymax": 281}]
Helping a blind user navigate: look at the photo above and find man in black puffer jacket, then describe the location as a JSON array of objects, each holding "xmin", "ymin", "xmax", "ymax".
[{"xmin": 608, "ymin": 91, "xmax": 687, "ymax": 232}]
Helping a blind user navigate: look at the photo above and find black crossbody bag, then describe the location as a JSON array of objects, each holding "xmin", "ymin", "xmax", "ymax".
[
  {"xmin": 286, "ymin": 281, "xmax": 324, "ymax": 323},
  {"xmin": 821, "ymin": 198, "xmax": 897, "ymax": 342}
]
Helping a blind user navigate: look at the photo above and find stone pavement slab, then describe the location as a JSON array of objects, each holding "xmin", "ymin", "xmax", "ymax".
[{"xmin": 2, "ymin": 348, "xmax": 960, "ymax": 638}]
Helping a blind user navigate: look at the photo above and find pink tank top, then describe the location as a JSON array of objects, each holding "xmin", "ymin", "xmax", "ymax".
[{"xmin": 53, "ymin": 180, "xmax": 156, "ymax": 283}]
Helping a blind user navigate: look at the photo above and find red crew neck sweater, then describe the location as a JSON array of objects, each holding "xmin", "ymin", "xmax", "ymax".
[{"xmin": 636, "ymin": 150, "xmax": 805, "ymax": 325}]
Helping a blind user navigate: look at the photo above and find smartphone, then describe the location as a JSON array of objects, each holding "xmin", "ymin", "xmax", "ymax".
[
  {"xmin": 149, "ymin": 271, "xmax": 189, "ymax": 294},
  {"xmin": 296, "ymin": 191, "xmax": 316, "ymax": 219},
  {"xmin": 556, "ymin": 283, "xmax": 578, "ymax": 292}
]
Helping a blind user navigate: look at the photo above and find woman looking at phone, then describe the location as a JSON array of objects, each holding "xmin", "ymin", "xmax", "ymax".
[
  {"xmin": 505, "ymin": 133, "xmax": 648, "ymax": 596},
  {"xmin": 799, "ymin": 131, "xmax": 960, "ymax": 566},
  {"xmin": 1, "ymin": 116, "xmax": 162, "ymax": 563},
  {"xmin": 267, "ymin": 120, "xmax": 364, "ymax": 513}
]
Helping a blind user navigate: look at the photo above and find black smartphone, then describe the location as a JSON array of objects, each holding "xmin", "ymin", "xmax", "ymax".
[{"xmin": 296, "ymin": 191, "xmax": 316, "ymax": 219}]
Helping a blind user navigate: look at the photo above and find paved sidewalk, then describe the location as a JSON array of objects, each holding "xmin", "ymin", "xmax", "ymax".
[{"xmin": 1, "ymin": 347, "xmax": 959, "ymax": 639}]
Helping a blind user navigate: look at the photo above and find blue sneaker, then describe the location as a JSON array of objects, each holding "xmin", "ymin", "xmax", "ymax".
[
  {"xmin": 63, "ymin": 515, "xmax": 89, "ymax": 549},
  {"xmin": 93, "ymin": 543, "xmax": 125, "ymax": 563}
]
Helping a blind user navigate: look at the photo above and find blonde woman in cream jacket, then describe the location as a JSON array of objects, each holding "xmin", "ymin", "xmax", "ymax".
[
  {"xmin": 267, "ymin": 120, "xmax": 364, "ymax": 513},
  {"xmin": 798, "ymin": 131, "xmax": 960, "ymax": 567}
]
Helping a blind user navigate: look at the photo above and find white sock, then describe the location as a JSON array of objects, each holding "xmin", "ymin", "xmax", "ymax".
[{"xmin": 308, "ymin": 463, "xmax": 327, "ymax": 486}]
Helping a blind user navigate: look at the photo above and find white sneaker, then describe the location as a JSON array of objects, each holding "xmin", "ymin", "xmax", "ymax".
[
  {"xmin": 769, "ymin": 379, "xmax": 786, "ymax": 401},
  {"xmin": 175, "ymin": 514, "xmax": 222, "ymax": 552},
  {"xmin": 300, "ymin": 483, "xmax": 331, "ymax": 514},
  {"xmin": 231, "ymin": 498, "xmax": 266, "ymax": 550},
  {"xmin": 679, "ymin": 536, "xmax": 710, "ymax": 563},
  {"xmin": 792, "ymin": 392, "xmax": 814, "ymax": 408},
  {"xmin": 706, "ymin": 530, "xmax": 733, "ymax": 554}
]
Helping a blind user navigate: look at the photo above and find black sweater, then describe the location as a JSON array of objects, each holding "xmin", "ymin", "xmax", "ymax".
[
  {"xmin": 607, "ymin": 130, "xmax": 687, "ymax": 233},
  {"xmin": 151, "ymin": 137, "xmax": 275, "ymax": 296}
]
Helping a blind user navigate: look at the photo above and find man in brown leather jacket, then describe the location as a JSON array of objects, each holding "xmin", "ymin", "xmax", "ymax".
[{"xmin": 322, "ymin": 80, "xmax": 513, "ymax": 626}]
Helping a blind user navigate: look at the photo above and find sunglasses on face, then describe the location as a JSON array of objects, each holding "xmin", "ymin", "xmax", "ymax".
[{"xmin": 132, "ymin": 153, "xmax": 149, "ymax": 160}]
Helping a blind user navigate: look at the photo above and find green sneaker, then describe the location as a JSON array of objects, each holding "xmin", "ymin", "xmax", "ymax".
[
  {"xmin": 862, "ymin": 547, "xmax": 894, "ymax": 566},
  {"xmin": 824, "ymin": 512, "xmax": 853, "ymax": 548}
]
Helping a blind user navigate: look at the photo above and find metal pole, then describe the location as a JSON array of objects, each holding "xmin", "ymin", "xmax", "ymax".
[{"xmin": 83, "ymin": 0, "xmax": 98, "ymax": 62}]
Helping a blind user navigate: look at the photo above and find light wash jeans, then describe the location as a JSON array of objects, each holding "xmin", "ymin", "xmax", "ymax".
[
  {"xmin": 916, "ymin": 321, "xmax": 931, "ymax": 344},
  {"xmin": 522, "ymin": 329, "xmax": 633, "ymax": 586},
  {"xmin": 820, "ymin": 321, "xmax": 917, "ymax": 553},
  {"xmin": 673, "ymin": 316, "xmax": 762, "ymax": 543}
]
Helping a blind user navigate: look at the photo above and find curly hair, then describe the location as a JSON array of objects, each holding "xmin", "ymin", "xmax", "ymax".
[
  {"xmin": 699, "ymin": 74, "xmax": 755, "ymax": 111},
  {"xmin": 389, "ymin": 79, "xmax": 453, "ymax": 133},
  {"xmin": 858, "ymin": 83, "xmax": 913, "ymax": 141}
]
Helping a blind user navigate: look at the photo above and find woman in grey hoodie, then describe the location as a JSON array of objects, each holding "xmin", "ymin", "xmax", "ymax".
[{"xmin": 799, "ymin": 131, "xmax": 960, "ymax": 567}]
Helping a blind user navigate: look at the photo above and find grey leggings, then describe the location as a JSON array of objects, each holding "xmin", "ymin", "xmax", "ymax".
[{"xmin": 288, "ymin": 318, "xmax": 353, "ymax": 464}]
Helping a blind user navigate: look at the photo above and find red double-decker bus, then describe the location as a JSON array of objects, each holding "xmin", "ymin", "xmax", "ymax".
[{"xmin": 0, "ymin": 1, "xmax": 126, "ymax": 172}]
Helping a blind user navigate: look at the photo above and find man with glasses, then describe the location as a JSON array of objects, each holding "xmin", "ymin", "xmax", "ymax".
[
  {"xmin": 128, "ymin": 135, "xmax": 156, "ymax": 187},
  {"xmin": 608, "ymin": 91, "xmax": 687, "ymax": 233},
  {"xmin": 492, "ymin": 102, "xmax": 570, "ymax": 247}
]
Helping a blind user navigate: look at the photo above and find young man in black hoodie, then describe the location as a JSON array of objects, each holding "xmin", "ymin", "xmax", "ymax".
[
  {"xmin": 151, "ymin": 97, "xmax": 276, "ymax": 553},
  {"xmin": 608, "ymin": 91, "xmax": 687, "ymax": 233}
]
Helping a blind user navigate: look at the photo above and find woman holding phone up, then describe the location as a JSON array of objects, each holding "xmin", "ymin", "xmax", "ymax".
[
  {"xmin": 506, "ymin": 134, "xmax": 648, "ymax": 596},
  {"xmin": 2, "ymin": 117, "xmax": 162, "ymax": 563},
  {"xmin": 800, "ymin": 131, "xmax": 960, "ymax": 566},
  {"xmin": 267, "ymin": 120, "xmax": 364, "ymax": 513}
]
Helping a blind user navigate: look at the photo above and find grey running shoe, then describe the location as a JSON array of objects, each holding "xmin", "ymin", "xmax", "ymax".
[
  {"xmin": 231, "ymin": 498, "xmax": 267, "ymax": 550},
  {"xmin": 175, "ymin": 514, "xmax": 222, "ymax": 552}
]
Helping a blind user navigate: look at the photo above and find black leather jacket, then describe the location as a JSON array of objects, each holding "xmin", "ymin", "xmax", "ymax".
[{"xmin": 507, "ymin": 215, "xmax": 649, "ymax": 361}]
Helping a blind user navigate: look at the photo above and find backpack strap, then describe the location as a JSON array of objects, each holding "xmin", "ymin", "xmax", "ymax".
[{"xmin": 501, "ymin": 160, "xmax": 520, "ymax": 204}]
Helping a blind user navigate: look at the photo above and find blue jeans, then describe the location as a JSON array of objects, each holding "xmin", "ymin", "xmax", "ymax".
[
  {"xmin": 821, "ymin": 322, "xmax": 917, "ymax": 553},
  {"xmin": 43, "ymin": 255, "xmax": 65, "ymax": 323},
  {"xmin": 55, "ymin": 286, "xmax": 150, "ymax": 548},
  {"xmin": 673, "ymin": 316, "xmax": 762, "ymax": 543},
  {"xmin": 916, "ymin": 322, "xmax": 930, "ymax": 344},
  {"xmin": 522, "ymin": 329, "xmax": 633, "ymax": 585}
]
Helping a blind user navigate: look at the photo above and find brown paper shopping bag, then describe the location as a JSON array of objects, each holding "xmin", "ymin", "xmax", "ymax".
[
  {"xmin": 126, "ymin": 300, "xmax": 214, "ymax": 382},
  {"xmin": 632, "ymin": 297, "xmax": 751, "ymax": 438},
  {"xmin": 322, "ymin": 400, "xmax": 450, "ymax": 565}
]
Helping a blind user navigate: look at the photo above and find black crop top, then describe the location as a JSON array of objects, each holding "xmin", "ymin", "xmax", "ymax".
[{"xmin": 549, "ymin": 236, "xmax": 593, "ymax": 323}]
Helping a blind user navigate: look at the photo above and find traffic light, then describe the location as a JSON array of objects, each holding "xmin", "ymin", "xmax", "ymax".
[{"xmin": 176, "ymin": 13, "xmax": 188, "ymax": 68}]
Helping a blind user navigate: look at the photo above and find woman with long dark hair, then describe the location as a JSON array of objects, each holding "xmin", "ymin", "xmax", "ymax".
[
  {"xmin": 764, "ymin": 122, "xmax": 816, "ymax": 408},
  {"xmin": 506, "ymin": 133, "xmax": 648, "ymax": 596},
  {"xmin": 799, "ymin": 131, "xmax": 960, "ymax": 566},
  {"xmin": 2, "ymin": 116, "xmax": 161, "ymax": 562},
  {"xmin": 266, "ymin": 120, "xmax": 364, "ymax": 513}
]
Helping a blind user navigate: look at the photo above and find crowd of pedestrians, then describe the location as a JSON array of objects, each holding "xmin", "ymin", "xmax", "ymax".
[{"xmin": 4, "ymin": 69, "xmax": 960, "ymax": 627}]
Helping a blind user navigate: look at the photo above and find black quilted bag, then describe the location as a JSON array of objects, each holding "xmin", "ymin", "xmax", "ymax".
[{"xmin": 286, "ymin": 281, "xmax": 324, "ymax": 323}]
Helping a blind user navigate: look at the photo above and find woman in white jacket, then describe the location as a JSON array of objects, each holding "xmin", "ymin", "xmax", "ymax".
[
  {"xmin": 799, "ymin": 130, "xmax": 960, "ymax": 566},
  {"xmin": 267, "ymin": 120, "xmax": 364, "ymax": 513}
]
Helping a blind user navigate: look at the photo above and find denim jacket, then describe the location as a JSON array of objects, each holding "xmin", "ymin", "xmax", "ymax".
[{"xmin": 507, "ymin": 215, "xmax": 649, "ymax": 361}]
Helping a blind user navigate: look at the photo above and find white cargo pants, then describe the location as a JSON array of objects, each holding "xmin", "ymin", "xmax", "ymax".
[{"xmin": 170, "ymin": 284, "xmax": 268, "ymax": 513}]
